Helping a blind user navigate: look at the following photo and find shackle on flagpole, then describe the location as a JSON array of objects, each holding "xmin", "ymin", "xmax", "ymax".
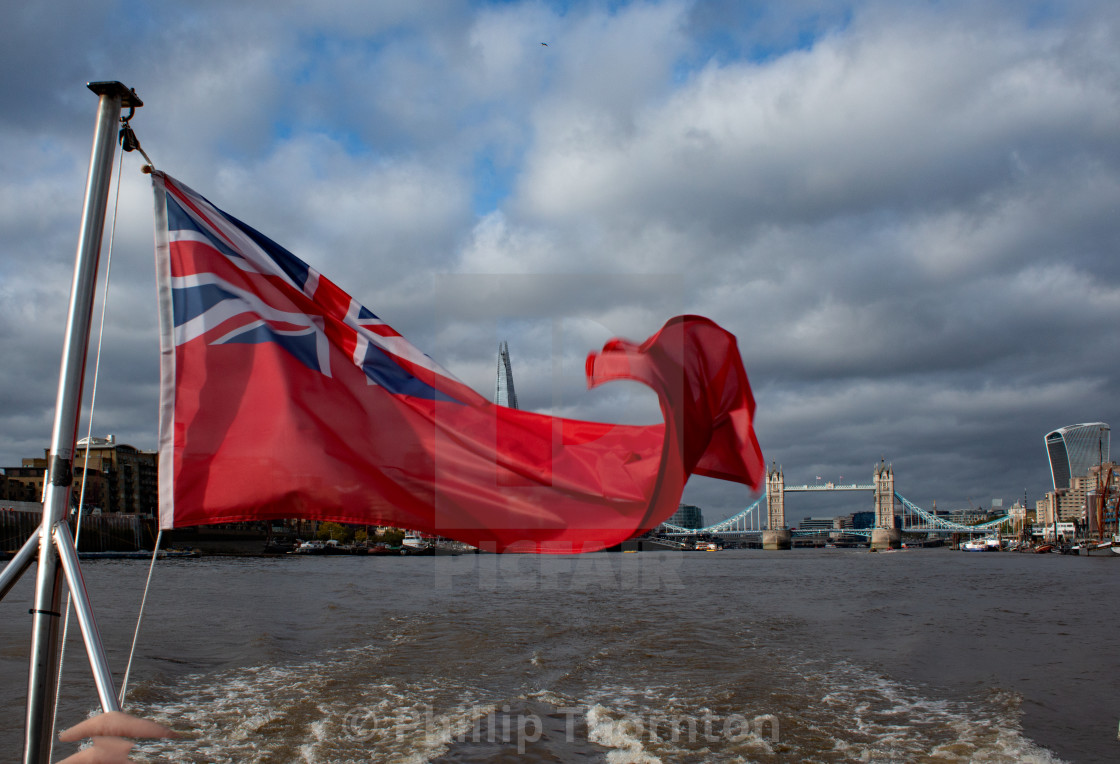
[{"xmin": 115, "ymin": 87, "xmax": 156, "ymax": 171}]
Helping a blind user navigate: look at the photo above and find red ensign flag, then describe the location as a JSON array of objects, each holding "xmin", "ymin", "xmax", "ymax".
[{"xmin": 153, "ymin": 172, "xmax": 763, "ymax": 552}]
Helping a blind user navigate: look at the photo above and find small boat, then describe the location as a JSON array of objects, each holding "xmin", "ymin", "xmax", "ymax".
[
  {"xmin": 292, "ymin": 539, "xmax": 327, "ymax": 554},
  {"xmin": 1074, "ymin": 540, "xmax": 1115, "ymax": 556},
  {"xmin": 78, "ymin": 549, "xmax": 200, "ymax": 560},
  {"xmin": 293, "ymin": 539, "xmax": 352, "ymax": 554},
  {"xmin": 402, "ymin": 531, "xmax": 429, "ymax": 550},
  {"xmin": 262, "ymin": 541, "xmax": 295, "ymax": 554},
  {"xmin": 961, "ymin": 538, "xmax": 1000, "ymax": 552}
]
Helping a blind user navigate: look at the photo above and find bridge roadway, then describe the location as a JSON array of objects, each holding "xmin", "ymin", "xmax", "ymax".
[{"xmin": 783, "ymin": 483, "xmax": 874, "ymax": 492}]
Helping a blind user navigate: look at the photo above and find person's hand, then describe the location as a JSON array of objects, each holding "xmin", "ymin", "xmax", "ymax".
[{"xmin": 56, "ymin": 711, "xmax": 177, "ymax": 763}]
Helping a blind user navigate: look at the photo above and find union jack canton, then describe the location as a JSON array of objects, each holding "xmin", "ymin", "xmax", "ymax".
[{"xmin": 159, "ymin": 174, "xmax": 470, "ymax": 403}]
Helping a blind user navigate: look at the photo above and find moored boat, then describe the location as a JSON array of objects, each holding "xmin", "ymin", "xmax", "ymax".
[
  {"xmin": 961, "ymin": 537, "xmax": 1001, "ymax": 552},
  {"xmin": 1073, "ymin": 540, "xmax": 1115, "ymax": 556},
  {"xmin": 292, "ymin": 540, "xmax": 327, "ymax": 554},
  {"xmin": 78, "ymin": 549, "xmax": 199, "ymax": 560},
  {"xmin": 402, "ymin": 531, "xmax": 430, "ymax": 550},
  {"xmin": 1077, "ymin": 461, "xmax": 1117, "ymax": 556}
]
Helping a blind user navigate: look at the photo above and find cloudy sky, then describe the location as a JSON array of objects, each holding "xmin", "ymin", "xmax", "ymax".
[{"xmin": 1, "ymin": 0, "xmax": 1117, "ymax": 525}]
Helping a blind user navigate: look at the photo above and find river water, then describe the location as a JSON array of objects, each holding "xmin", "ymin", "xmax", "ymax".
[{"xmin": 1, "ymin": 548, "xmax": 1117, "ymax": 763}]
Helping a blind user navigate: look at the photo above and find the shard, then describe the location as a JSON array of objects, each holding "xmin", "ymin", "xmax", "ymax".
[{"xmin": 495, "ymin": 341, "xmax": 519, "ymax": 409}]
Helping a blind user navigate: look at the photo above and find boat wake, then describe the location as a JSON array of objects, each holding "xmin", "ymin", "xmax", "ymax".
[{"xmin": 116, "ymin": 639, "xmax": 1063, "ymax": 763}]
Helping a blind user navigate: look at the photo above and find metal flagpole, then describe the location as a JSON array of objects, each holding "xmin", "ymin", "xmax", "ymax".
[{"xmin": 22, "ymin": 81, "xmax": 142, "ymax": 764}]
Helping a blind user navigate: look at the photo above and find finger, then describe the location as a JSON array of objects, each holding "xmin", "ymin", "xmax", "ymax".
[
  {"xmin": 90, "ymin": 737, "xmax": 136, "ymax": 755},
  {"xmin": 53, "ymin": 740, "xmax": 135, "ymax": 764},
  {"xmin": 58, "ymin": 711, "xmax": 177, "ymax": 742}
]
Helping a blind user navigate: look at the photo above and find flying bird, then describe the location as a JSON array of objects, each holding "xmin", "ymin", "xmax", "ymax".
[{"xmin": 540, "ymin": 42, "xmax": 548, "ymax": 46}]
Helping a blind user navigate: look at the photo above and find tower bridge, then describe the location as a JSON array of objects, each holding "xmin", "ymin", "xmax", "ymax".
[
  {"xmin": 763, "ymin": 460, "xmax": 899, "ymax": 549},
  {"xmin": 659, "ymin": 460, "xmax": 1013, "ymax": 550},
  {"xmin": 489, "ymin": 357, "xmax": 1011, "ymax": 551}
]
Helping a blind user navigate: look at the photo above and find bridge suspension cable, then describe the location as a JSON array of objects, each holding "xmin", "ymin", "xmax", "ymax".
[
  {"xmin": 894, "ymin": 493, "xmax": 1012, "ymax": 532},
  {"xmin": 661, "ymin": 495, "xmax": 764, "ymax": 536}
]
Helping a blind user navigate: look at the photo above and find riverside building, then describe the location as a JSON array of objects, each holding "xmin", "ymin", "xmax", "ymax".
[
  {"xmin": 4, "ymin": 436, "xmax": 157, "ymax": 516},
  {"xmin": 1037, "ymin": 463, "xmax": 1119, "ymax": 526}
]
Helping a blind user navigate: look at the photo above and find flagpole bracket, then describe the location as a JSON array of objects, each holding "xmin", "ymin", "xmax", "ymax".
[
  {"xmin": 87, "ymin": 81, "xmax": 143, "ymax": 108},
  {"xmin": 49, "ymin": 455, "xmax": 72, "ymax": 487}
]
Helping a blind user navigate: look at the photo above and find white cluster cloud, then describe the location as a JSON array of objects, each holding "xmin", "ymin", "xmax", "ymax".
[{"xmin": 1, "ymin": 0, "xmax": 1117, "ymax": 522}]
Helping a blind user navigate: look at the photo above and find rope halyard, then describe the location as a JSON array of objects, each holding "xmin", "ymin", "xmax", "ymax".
[
  {"xmin": 113, "ymin": 110, "xmax": 165, "ymax": 708},
  {"xmin": 120, "ymin": 529, "xmax": 163, "ymax": 709}
]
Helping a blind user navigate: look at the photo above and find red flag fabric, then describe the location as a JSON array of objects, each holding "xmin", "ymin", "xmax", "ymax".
[{"xmin": 153, "ymin": 172, "xmax": 763, "ymax": 552}]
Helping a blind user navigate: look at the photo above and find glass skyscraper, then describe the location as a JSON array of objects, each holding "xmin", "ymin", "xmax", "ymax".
[
  {"xmin": 495, "ymin": 341, "xmax": 518, "ymax": 410},
  {"xmin": 669, "ymin": 504, "xmax": 705, "ymax": 529},
  {"xmin": 1045, "ymin": 422, "xmax": 1110, "ymax": 490}
]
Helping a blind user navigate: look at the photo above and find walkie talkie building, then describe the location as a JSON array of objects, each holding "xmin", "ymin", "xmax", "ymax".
[{"xmin": 1045, "ymin": 422, "xmax": 1110, "ymax": 490}]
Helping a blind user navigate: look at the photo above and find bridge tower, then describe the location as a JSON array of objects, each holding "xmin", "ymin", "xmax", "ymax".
[
  {"xmin": 763, "ymin": 464, "xmax": 791, "ymax": 550},
  {"xmin": 871, "ymin": 459, "xmax": 902, "ymax": 550}
]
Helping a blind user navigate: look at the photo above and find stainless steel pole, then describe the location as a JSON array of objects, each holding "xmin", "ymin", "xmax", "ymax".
[
  {"xmin": 54, "ymin": 522, "xmax": 121, "ymax": 712},
  {"xmin": 23, "ymin": 81, "xmax": 141, "ymax": 764},
  {"xmin": 0, "ymin": 534, "xmax": 39, "ymax": 600}
]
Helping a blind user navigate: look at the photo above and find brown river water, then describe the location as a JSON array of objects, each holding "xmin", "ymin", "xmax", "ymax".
[{"xmin": 2, "ymin": 548, "xmax": 1118, "ymax": 762}]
